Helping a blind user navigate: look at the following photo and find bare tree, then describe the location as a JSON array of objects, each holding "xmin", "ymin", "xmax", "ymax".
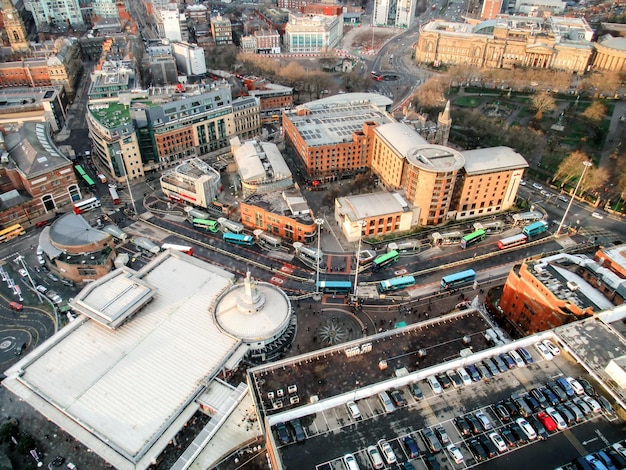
[
  {"xmin": 581, "ymin": 166, "xmax": 609, "ymax": 195},
  {"xmin": 413, "ymin": 76, "xmax": 446, "ymax": 109},
  {"xmin": 552, "ymin": 151, "xmax": 590, "ymax": 187},
  {"xmin": 582, "ymin": 100, "xmax": 607, "ymax": 123},
  {"xmin": 531, "ymin": 92, "xmax": 556, "ymax": 120}
]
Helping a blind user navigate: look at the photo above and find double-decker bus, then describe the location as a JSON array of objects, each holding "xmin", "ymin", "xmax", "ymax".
[
  {"xmin": 223, "ymin": 232, "xmax": 254, "ymax": 246},
  {"xmin": 0, "ymin": 224, "xmax": 25, "ymax": 243},
  {"xmin": 317, "ymin": 280, "xmax": 352, "ymax": 293},
  {"xmin": 372, "ymin": 250, "xmax": 399, "ymax": 272},
  {"xmin": 73, "ymin": 197, "xmax": 101, "ymax": 214},
  {"xmin": 522, "ymin": 220, "xmax": 549, "ymax": 238},
  {"xmin": 379, "ymin": 275, "xmax": 416, "ymax": 292},
  {"xmin": 460, "ymin": 229, "xmax": 486, "ymax": 249},
  {"xmin": 193, "ymin": 218, "xmax": 219, "ymax": 233},
  {"xmin": 162, "ymin": 243, "xmax": 194, "ymax": 255},
  {"xmin": 74, "ymin": 164, "xmax": 96, "ymax": 188},
  {"xmin": 108, "ymin": 186, "xmax": 120, "ymax": 205},
  {"xmin": 497, "ymin": 233, "xmax": 528, "ymax": 250},
  {"xmin": 441, "ymin": 269, "xmax": 477, "ymax": 289}
]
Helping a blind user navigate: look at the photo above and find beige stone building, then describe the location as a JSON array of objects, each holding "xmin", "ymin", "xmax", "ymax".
[
  {"xmin": 416, "ymin": 16, "xmax": 593, "ymax": 73},
  {"xmin": 592, "ymin": 36, "xmax": 626, "ymax": 72}
]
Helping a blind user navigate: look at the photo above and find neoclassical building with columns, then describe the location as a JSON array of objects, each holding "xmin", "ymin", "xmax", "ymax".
[
  {"xmin": 416, "ymin": 15, "xmax": 593, "ymax": 73},
  {"xmin": 592, "ymin": 36, "xmax": 626, "ymax": 72}
]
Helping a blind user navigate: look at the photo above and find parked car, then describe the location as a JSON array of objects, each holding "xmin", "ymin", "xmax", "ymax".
[
  {"xmin": 426, "ymin": 375, "xmax": 443, "ymax": 395},
  {"xmin": 476, "ymin": 411, "xmax": 493, "ymax": 431},
  {"xmin": 537, "ymin": 411, "xmax": 558, "ymax": 432},
  {"xmin": 390, "ymin": 390, "xmax": 407, "ymax": 407},
  {"xmin": 542, "ymin": 339, "xmax": 561, "ymax": 356},
  {"xmin": 517, "ymin": 347, "xmax": 534, "ymax": 364},
  {"xmin": 494, "ymin": 403, "xmax": 511, "ymax": 422},
  {"xmin": 456, "ymin": 367, "xmax": 472, "ymax": 386},
  {"xmin": 466, "ymin": 414, "xmax": 482, "ymax": 435},
  {"xmin": 530, "ymin": 388, "xmax": 547, "ymax": 409},
  {"xmin": 541, "ymin": 386, "xmax": 561, "ymax": 406},
  {"xmin": 377, "ymin": 439, "xmax": 397, "ymax": 465},
  {"xmin": 489, "ymin": 432, "xmax": 508, "ymax": 453},
  {"xmin": 573, "ymin": 396, "xmax": 592, "ymax": 416},
  {"xmin": 545, "ymin": 406, "xmax": 567, "ymax": 430},
  {"xmin": 468, "ymin": 438, "xmax": 487, "ymax": 462},
  {"xmin": 566, "ymin": 377, "xmax": 584, "ymax": 395},
  {"xmin": 555, "ymin": 404, "xmax": 576, "ymax": 425},
  {"xmin": 403, "ymin": 435, "xmax": 420, "ymax": 458},
  {"xmin": 564, "ymin": 401, "xmax": 584, "ymax": 422},
  {"xmin": 484, "ymin": 357, "xmax": 500, "ymax": 376},
  {"xmin": 410, "ymin": 383, "xmax": 423, "ymax": 400},
  {"xmin": 523, "ymin": 394, "xmax": 541, "ymax": 412},
  {"xmin": 421, "ymin": 428, "xmax": 442, "ymax": 453},
  {"xmin": 434, "ymin": 425, "xmax": 450, "ymax": 445},
  {"xmin": 346, "ymin": 401, "xmax": 361, "ymax": 420},
  {"xmin": 516, "ymin": 418, "xmax": 537, "ymax": 441},
  {"xmin": 366, "ymin": 445, "xmax": 384, "ymax": 469},
  {"xmin": 8, "ymin": 301, "xmax": 23, "ymax": 311},
  {"xmin": 547, "ymin": 381, "xmax": 568, "ymax": 402},
  {"xmin": 500, "ymin": 353, "xmax": 516, "ymax": 369},
  {"xmin": 502, "ymin": 398, "xmax": 519, "ymax": 418},
  {"xmin": 534, "ymin": 342, "xmax": 554, "ymax": 360},
  {"xmin": 479, "ymin": 433, "xmax": 498, "ymax": 458},
  {"xmin": 275, "ymin": 422, "xmax": 290, "ymax": 444},
  {"xmin": 477, "ymin": 363, "xmax": 491, "ymax": 380},
  {"xmin": 436, "ymin": 373, "xmax": 452, "ymax": 389},
  {"xmin": 446, "ymin": 369, "xmax": 463, "ymax": 388},
  {"xmin": 290, "ymin": 418, "xmax": 306, "ymax": 442},
  {"xmin": 466, "ymin": 364, "xmax": 481, "ymax": 381},
  {"xmin": 556, "ymin": 377, "xmax": 575, "ymax": 397},
  {"xmin": 446, "ymin": 443, "xmax": 464, "ymax": 464},
  {"xmin": 597, "ymin": 395, "xmax": 615, "ymax": 415},
  {"xmin": 577, "ymin": 377, "xmax": 596, "ymax": 396},
  {"xmin": 492, "ymin": 355, "xmax": 508, "ymax": 373},
  {"xmin": 501, "ymin": 428, "xmax": 517, "ymax": 448},
  {"xmin": 36, "ymin": 285, "xmax": 48, "ymax": 294},
  {"xmin": 529, "ymin": 416, "xmax": 549, "ymax": 440},
  {"xmin": 582, "ymin": 395, "xmax": 602, "ymax": 413},
  {"xmin": 508, "ymin": 422, "xmax": 528, "ymax": 445},
  {"xmin": 454, "ymin": 415, "xmax": 472, "ymax": 436}
]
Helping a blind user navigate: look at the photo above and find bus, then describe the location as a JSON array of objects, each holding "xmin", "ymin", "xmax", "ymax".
[
  {"xmin": 108, "ymin": 186, "xmax": 120, "ymax": 205},
  {"xmin": 223, "ymin": 232, "xmax": 254, "ymax": 246},
  {"xmin": 432, "ymin": 231, "xmax": 464, "ymax": 246},
  {"xmin": 460, "ymin": 229, "xmax": 486, "ymax": 249},
  {"xmin": 162, "ymin": 243, "xmax": 194, "ymax": 256},
  {"xmin": 258, "ymin": 231, "xmax": 282, "ymax": 248},
  {"xmin": 372, "ymin": 250, "xmax": 399, "ymax": 272},
  {"xmin": 299, "ymin": 246, "xmax": 323, "ymax": 264},
  {"xmin": 387, "ymin": 240, "xmax": 420, "ymax": 253},
  {"xmin": 74, "ymin": 164, "xmax": 96, "ymax": 188},
  {"xmin": 73, "ymin": 197, "xmax": 101, "ymax": 214},
  {"xmin": 0, "ymin": 224, "xmax": 25, "ymax": 243},
  {"xmin": 441, "ymin": 269, "xmax": 477, "ymax": 289},
  {"xmin": 186, "ymin": 208, "xmax": 210, "ymax": 221},
  {"xmin": 522, "ymin": 220, "xmax": 549, "ymax": 238},
  {"xmin": 193, "ymin": 218, "xmax": 219, "ymax": 233},
  {"xmin": 317, "ymin": 280, "xmax": 352, "ymax": 294},
  {"xmin": 218, "ymin": 217, "xmax": 244, "ymax": 234},
  {"xmin": 497, "ymin": 233, "xmax": 528, "ymax": 250},
  {"xmin": 379, "ymin": 275, "xmax": 416, "ymax": 292},
  {"xmin": 512, "ymin": 211, "xmax": 544, "ymax": 226}
]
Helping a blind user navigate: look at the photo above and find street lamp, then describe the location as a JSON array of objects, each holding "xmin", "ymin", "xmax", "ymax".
[
  {"xmin": 556, "ymin": 161, "xmax": 592, "ymax": 237},
  {"xmin": 115, "ymin": 150, "xmax": 137, "ymax": 215},
  {"xmin": 353, "ymin": 220, "xmax": 366, "ymax": 300},
  {"xmin": 315, "ymin": 218, "xmax": 324, "ymax": 295}
]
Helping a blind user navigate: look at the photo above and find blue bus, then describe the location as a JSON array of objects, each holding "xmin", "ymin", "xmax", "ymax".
[
  {"xmin": 317, "ymin": 280, "xmax": 352, "ymax": 293},
  {"xmin": 441, "ymin": 269, "xmax": 477, "ymax": 289},
  {"xmin": 379, "ymin": 275, "xmax": 416, "ymax": 292},
  {"xmin": 223, "ymin": 232, "xmax": 254, "ymax": 246},
  {"xmin": 522, "ymin": 220, "xmax": 548, "ymax": 238}
]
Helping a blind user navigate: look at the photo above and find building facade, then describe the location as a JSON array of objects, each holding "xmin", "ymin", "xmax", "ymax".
[
  {"xmin": 416, "ymin": 16, "xmax": 593, "ymax": 73},
  {"xmin": 172, "ymin": 41, "xmax": 207, "ymax": 76},
  {"xmin": 2, "ymin": 0, "xmax": 30, "ymax": 52},
  {"xmin": 283, "ymin": 12, "xmax": 343, "ymax": 53},
  {"xmin": 592, "ymin": 36, "xmax": 626, "ymax": 72},
  {"xmin": 160, "ymin": 157, "xmax": 222, "ymax": 207},
  {"xmin": 211, "ymin": 15, "xmax": 233, "ymax": 45},
  {"xmin": 373, "ymin": 0, "xmax": 415, "ymax": 28},
  {"xmin": 246, "ymin": 82, "xmax": 293, "ymax": 123},
  {"xmin": 0, "ymin": 87, "xmax": 68, "ymax": 132},
  {"xmin": 26, "ymin": 0, "xmax": 84, "ymax": 29}
]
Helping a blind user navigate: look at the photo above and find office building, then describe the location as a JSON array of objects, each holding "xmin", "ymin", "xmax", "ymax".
[
  {"xmin": 172, "ymin": 41, "xmax": 207, "ymax": 76},
  {"xmin": 159, "ymin": 157, "xmax": 222, "ymax": 207},
  {"xmin": 0, "ymin": 87, "xmax": 68, "ymax": 132},
  {"xmin": 26, "ymin": 0, "xmax": 83, "ymax": 29},
  {"xmin": 373, "ymin": 0, "xmax": 415, "ymax": 28},
  {"xmin": 283, "ymin": 11, "xmax": 343, "ymax": 53},
  {"xmin": 211, "ymin": 15, "xmax": 233, "ymax": 45},
  {"xmin": 158, "ymin": 4, "xmax": 182, "ymax": 42}
]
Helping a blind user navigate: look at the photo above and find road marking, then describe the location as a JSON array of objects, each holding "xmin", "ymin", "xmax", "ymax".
[
  {"xmin": 582, "ymin": 437, "xmax": 598, "ymax": 445},
  {"xmin": 563, "ymin": 429, "xmax": 587, "ymax": 455}
]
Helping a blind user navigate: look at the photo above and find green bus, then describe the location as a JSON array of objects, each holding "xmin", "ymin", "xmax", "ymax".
[
  {"xmin": 192, "ymin": 218, "xmax": 219, "ymax": 233},
  {"xmin": 460, "ymin": 229, "xmax": 486, "ymax": 249},
  {"xmin": 372, "ymin": 250, "xmax": 399, "ymax": 272}
]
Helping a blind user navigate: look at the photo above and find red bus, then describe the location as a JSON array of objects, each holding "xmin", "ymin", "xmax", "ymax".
[{"xmin": 108, "ymin": 186, "xmax": 120, "ymax": 205}]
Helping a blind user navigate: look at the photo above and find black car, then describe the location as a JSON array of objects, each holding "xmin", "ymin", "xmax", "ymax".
[
  {"xmin": 501, "ymin": 428, "xmax": 517, "ymax": 448},
  {"xmin": 604, "ymin": 447, "xmax": 626, "ymax": 468},
  {"xmin": 547, "ymin": 381, "xmax": 568, "ymax": 402},
  {"xmin": 577, "ymin": 377, "xmax": 596, "ymax": 396},
  {"xmin": 597, "ymin": 395, "xmax": 615, "ymax": 415},
  {"xmin": 509, "ymin": 423, "xmax": 528, "ymax": 445},
  {"xmin": 529, "ymin": 416, "xmax": 548, "ymax": 440},
  {"xmin": 466, "ymin": 414, "xmax": 482, "ymax": 435},
  {"xmin": 276, "ymin": 422, "xmax": 290, "ymax": 444},
  {"xmin": 494, "ymin": 403, "xmax": 511, "ymax": 422},
  {"xmin": 390, "ymin": 389, "xmax": 407, "ymax": 407},
  {"xmin": 454, "ymin": 415, "xmax": 472, "ymax": 436},
  {"xmin": 484, "ymin": 358, "xmax": 500, "ymax": 376},
  {"xmin": 556, "ymin": 404, "xmax": 576, "ymax": 426},
  {"xmin": 530, "ymin": 388, "xmax": 548, "ymax": 409},
  {"xmin": 410, "ymin": 383, "xmax": 424, "ymax": 400},
  {"xmin": 502, "ymin": 398, "xmax": 519, "ymax": 418},
  {"xmin": 50, "ymin": 456, "xmax": 65, "ymax": 467},
  {"xmin": 468, "ymin": 438, "xmax": 488, "ymax": 462},
  {"xmin": 479, "ymin": 434, "xmax": 498, "ymax": 458},
  {"xmin": 424, "ymin": 454, "xmax": 441, "ymax": 470},
  {"xmin": 523, "ymin": 394, "xmax": 541, "ymax": 412},
  {"xmin": 437, "ymin": 373, "xmax": 452, "ymax": 390}
]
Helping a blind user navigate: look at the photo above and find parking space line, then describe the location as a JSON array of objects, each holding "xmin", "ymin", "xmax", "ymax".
[{"xmin": 562, "ymin": 428, "xmax": 587, "ymax": 456}]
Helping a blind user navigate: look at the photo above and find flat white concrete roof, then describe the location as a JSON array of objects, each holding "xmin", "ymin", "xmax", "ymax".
[
  {"xmin": 4, "ymin": 251, "xmax": 240, "ymax": 469},
  {"xmin": 337, "ymin": 191, "xmax": 409, "ymax": 220},
  {"xmin": 461, "ymin": 146, "xmax": 528, "ymax": 175}
]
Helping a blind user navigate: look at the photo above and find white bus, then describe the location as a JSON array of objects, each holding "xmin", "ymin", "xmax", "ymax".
[
  {"xmin": 162, "ymin": 243, "xmax": 194, "ymax": 256},
  {"xmin": 299, "ymin": 246, "xmax": 323, "ymax": 264},
  {"xmin": 258, "ymin": 231, "xmax": 282, "ymax": 248},
  {"xmin": 217, "ymin": 217, "xmax": 244, "ymax": 234},
  {"xmin": 73, "ymin": 197, "xmax": 101, "ymax": 214}
]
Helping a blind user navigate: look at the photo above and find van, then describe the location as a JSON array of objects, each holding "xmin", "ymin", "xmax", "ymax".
[
  {"xmin": 508, "ymin": 350, "xmax": 526, "ymax": 368},
  {"xmin": 426, "ymin": 375, "xmax": 443, "ymax": 395},
  {"xmin": 378, "ymin": 391, "xmax": 395, "ymax": 413},
  {"xmin": 343, "ymin": 453, "xmax": 360, "ymax": 470}
]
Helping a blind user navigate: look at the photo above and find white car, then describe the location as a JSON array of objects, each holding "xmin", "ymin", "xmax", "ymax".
[
  {"xmin": 612, "ymin": 443, "xmax": 626, "ymax": 460},
  {"xmin": 520, "ymin": 179, "xmax": 527, "ymax": 186},
  {"xmin": 456, "ymin": 367, "xmax": 472, "ymax": 386},
  {"xmin": 18, "ymin": 268, "xmax": 28, "ymax": 277},
  {"xmin": 489, "ymin": 432, "xmax": 508, "ymax": 453},
  {"xmin": 534, "ymin": 342, "xmax": 554, "ymax": 360},
  {"xmin": 367, "ymin": 445, "xmax": 384, "ymax": 469},
  {"xmin": 532, "ymin": 182, "xmax": 543, "ymax": 190},
  {"xmin": 542, "ymin": 339, "xmax": 560, "ymax": 356},
  {"xmin": 377, "ymin": 439, "xmax": 397, "ymax": 465},
  {"xmin": 582, "ymin": 395, "xmax": 602, "ymax": 413},
  {"xmin": 346, "ymin": 401, "xmax": 361, "ymax": 420},
  {"xmin": 546, "ymin": 406, "xmax": 567, "ymax": 430},
  {"xmin": 516, "ymin": 418, "xmax": 537, "ymax": 440},
  {"xmin": 447, "ymin": 443, "xmax": 464, "ymax": 464},
  {"xmin": 591, "ymin": 212, "xmax": 604, "ymax": 219},
  {"xmin": 566, "ymin": 377, "xmax": 584, "ymax": 395}
]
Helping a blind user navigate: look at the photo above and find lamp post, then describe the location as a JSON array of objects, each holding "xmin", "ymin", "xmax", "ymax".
[
  {"xmin": 314, "ymin": 218, "xmax": 324, "ymax": 295},
  {"xmin": 556, "ymin": 161, "xmax": 592, "ymax": 237},
  {"xmin": 353, "ymin": 220, "xmax": 366, "ymax": 300},
  {"xmin": 115, "ymin": 150, "xmax": 137, "ymax": 215}
]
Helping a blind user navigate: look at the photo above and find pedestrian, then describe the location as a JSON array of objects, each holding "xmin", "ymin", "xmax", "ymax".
[{"xmin": 307, "ymin": 326, "xmax": 310, "ymax": 332}]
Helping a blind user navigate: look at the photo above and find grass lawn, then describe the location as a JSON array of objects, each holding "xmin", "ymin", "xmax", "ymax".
[{"xmin": 453, "ymin": 96, "xmax": 482, "ymax": 108}]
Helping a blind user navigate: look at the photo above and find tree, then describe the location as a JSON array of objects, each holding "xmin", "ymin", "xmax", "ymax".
[
  {"xmin": 531, "ymin": 92, "xmax": 556, "ymax": 120},
  {"xmin": 552, "ymin": 151, "xmax": 590, "ymax": 187},
  {"xmin": 582, "ymin": 100, "xmax": 607, "ymax": 123},
  {"xmin": 581, "ymin": 167, "xmax": 609, "ymax": 195},
  {"xmin": 413, "ymin": 76, "xmax": 446, "ymax": 109}
]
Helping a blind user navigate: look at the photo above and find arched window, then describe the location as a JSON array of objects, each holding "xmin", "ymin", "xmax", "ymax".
[
  {"xmin": 42, "ymin": 194, "xmax": 55, "ymax": 212},
  {"xmin": 68, "ymin": 184, "xmax": 80, "ymax": 202}
]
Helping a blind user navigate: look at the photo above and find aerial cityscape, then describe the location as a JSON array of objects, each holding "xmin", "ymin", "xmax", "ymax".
[{"xmin": 0, "ymin": 0, "xmax": 624, "ymax": 468}]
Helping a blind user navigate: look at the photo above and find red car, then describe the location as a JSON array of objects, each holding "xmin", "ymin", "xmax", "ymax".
[
  {"xmin": 537, "ymin": 411, "xmax": 557, "ymax": 432},
  {"xmin": 8, "ymin": 301, "xmax": 23, "ymax": 311}
]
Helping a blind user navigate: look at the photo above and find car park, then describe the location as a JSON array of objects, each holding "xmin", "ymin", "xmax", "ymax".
[
  {"xmin": 456, "ymin": 367, "xmax": 472, "ymax": 386},
  {"xmin": 426, "ymin": 375, "xmax": 443, "ymax": 395},
  {"xmin": 421, "ymin": 428, "xmax": 442, "ymax": 453},
  {"xmin": 542, "ymin": 339, "xmax": 561, "ymax": 356},
  {"xmin": 489, "ymin": 432, "xmax": 508, "ymax": 452},
  {"xmin": 516, "ymin": 418, "xmax": 537, "ymax": 440},
  {"xmin": 377, "ymin": 439, "xmax": 397, "ymax": 464},
  {"xmin": 538, "ymin": 411, "xmax": 558, "ymax": 432},
  {"xmin": 290, "ymin": 418, "xmax": 306, "ymax": 442},
  {"xmin": 454, "ymin": 415, "xmax": 472, "ymax": 436},
  {"xmin": 557, "ymin": 377, "xmax": 576, "ymax": 397},
  {"xmin": 500, "ymin": 353, "xmax": 516, "ymax": 369},
  {"xmin": 403, "ymin": 435, "xmax": 420, "ymax": 458},
  {"xmin": 566, "ymin": 377, "xmax": 584, "ymax": 395},
  {"xmin": 476, "ymin": 411, "xmax": 493, "ymax": 431},
  {"xmin": 446, "ymin": 369, "xmax": 463, "ymax": 388},
  {"xmin": 494, "ymin": 403, "xmax": 511, "ymax": 422},
  {"xmin": 434, "ymin": 425, "xmax": 450, "ymax": 445},
  {"xmin": 577, "ymin": 377, "xmax": 596, "ymax": 396},
  {"xmin": 517, "ymin": 347, "xmax": 534, "ymax": 364},
  {"xmin": 390, "ymin": 390, "xmax": 407, "ymax": 407},
  {"xmin": 529, "ymin": 416, "xmax": 549, "ymax": 440},
  {"xmin": 479, "ymin": 433, "xmax": 498, "ymax": 458},
  {"xmin": 346, "ymin": 401, "xmax": 361, "ymax": 420},
  {"xmin": 468, "ymin": 438, "xmax": 487, "ymax": 462},
  {"xmin": 582, "ymin": 395, "xmax": 602, "ymax": 413},
  {"xmin": 446, "ymin": 443, "xmax": 464, "ymax": 464},
  {"xmin": 545, "ymin": 406, "xmax": 568, "ymax": 430},
  {"xmin": 534, "ymin": 342, "xmax": 554, "ymax": 360},
  {"xmin": 276, "ymin": 422, "xmax": 290, "ymax": 444},
  {"xmin": 367, "ymin": 445, "xmax": 384, "ymax": 469}
]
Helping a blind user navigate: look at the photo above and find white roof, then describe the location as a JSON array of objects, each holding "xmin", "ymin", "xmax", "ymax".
[
  {"xmin": 4, "ymin": 251, "xmax": 240, "ymax": 469},
  {"xmin": 234, "ymin": 141, "xmax": 291, "ymax": 184},
  {"xmin": 375, "ymin": 122, "xmax": 428, "ymax": 157},
  {"xmin": 461, "ymin": 146, "xmax": 529, "ymax": 175},
  {"xmin": 337, "ymin": 192, "xmax": 409, "ymax": 221}
]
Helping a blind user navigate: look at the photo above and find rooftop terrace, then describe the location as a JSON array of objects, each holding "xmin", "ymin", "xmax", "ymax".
[{"xmin": 89, "ymin": 102, "xmax": 132, "ymax": 129}]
